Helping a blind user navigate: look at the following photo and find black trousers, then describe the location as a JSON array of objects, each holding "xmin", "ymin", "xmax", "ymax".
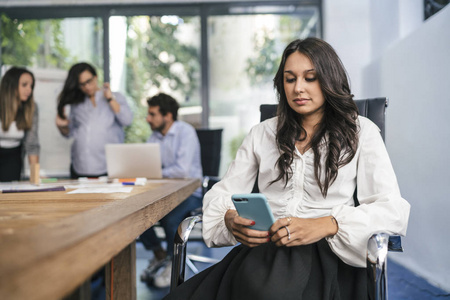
[
  {"xmin": 0, "ymin": 145, "xmax": 22, "ymax": 182},
  {"xmin": 165, "ymin": 240, "xmax": 374, "ymax": 300}
]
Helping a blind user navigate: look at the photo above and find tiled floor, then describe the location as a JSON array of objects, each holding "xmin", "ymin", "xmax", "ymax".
[{"xmin": 135, "ymin": 241, "xmax": 450, "ymax": 300}]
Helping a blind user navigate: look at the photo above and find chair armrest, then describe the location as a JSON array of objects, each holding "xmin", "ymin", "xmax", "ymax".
[
  {"xmin": 367, "ymin": 233, "xmax": 389, "ymax": 300},
  {"xmin": 388, "ymin": 235, "xmax": 403, "ymax": 252},
  {"xmin": 170, "ymin": 215, "xmax": 203, "ymax": 290},
  {"xmin": 367, "ymin": 233, "xmax": 389, "ymax": 264}
]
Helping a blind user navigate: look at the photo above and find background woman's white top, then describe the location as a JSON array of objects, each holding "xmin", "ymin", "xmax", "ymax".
[{"xmin": 0, "ymin": 121, "xmax": 24, "ymax": 148}]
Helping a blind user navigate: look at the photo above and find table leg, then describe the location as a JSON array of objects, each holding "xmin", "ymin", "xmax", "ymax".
[
  {"xmin": 105, "ymin": 241, "xmax": 136, "ymax": 300},
  {"xmin": 63, "ymin": 280, "xmax": 91, "ymax": 300}
]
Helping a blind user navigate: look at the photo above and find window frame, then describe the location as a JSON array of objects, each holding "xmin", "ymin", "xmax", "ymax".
[{"xmin": 0, "ymin": 0, "xmax": 322, "ymax": 127}]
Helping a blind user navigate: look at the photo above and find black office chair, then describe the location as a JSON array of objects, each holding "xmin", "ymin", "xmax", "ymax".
[
  {"xmin": 172, "ymin": 98, "xmax": 400, "ymax": 300},
  {"xmin": 196, "ymin": 129, "xmax": 223, "ymax": 195}
]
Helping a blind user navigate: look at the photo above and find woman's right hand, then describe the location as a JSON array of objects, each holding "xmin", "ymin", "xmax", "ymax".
[
  {"xmin": 55, "ymin": 114, "xmax": 69, "ymax": 128},
  {"xmin": 224, "ymin": 209, "xmax": 270, "ymax": 247},
  {"xmin": 55, "ymin": 114, "xmax": 70, "ymax": 136}
]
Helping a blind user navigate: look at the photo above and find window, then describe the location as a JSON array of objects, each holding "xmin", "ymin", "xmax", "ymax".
[
  {"xmin": 424, "ymin": 0, "xmax": 450, "ymax": 19},
  {"xmin": 109, "ymin": 15, "xmax": 201, "ymax": 143},
  {"xmin": 207, "ymin": 6, "xmax": 320, "ymax": 173},
  {"xmin": 0, "ymin": 2, "xmax": 321, "ymax": 177}
]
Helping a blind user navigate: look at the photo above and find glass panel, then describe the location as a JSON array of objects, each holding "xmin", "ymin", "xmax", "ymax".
[
  {"xmin": 111, "ymin": 15, "xmax": 201, "ymax": 143},
  {"xmin": 208, "ymin": 8, "xmax": 320, "ymax": 175},
  {"xmin": 1, "ymin": 16, "xmax": 103, "ymax": 177}
]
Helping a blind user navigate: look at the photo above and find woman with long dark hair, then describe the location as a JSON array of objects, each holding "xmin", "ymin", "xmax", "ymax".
[
  {"xmin": 0, "ymin": 67, "xmax": 39, "ymax": 182},
  {"xmin": 165, "ymin": 38, "xmax": 410, "ymax": 299},
  {"xmin": 56, "ymin": 62, "xmax": 133, "ymax": 178}
]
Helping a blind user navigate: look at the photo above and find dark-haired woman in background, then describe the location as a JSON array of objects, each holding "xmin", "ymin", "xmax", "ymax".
[
  {"xmin": 165, "ymin": 38, "xmax": 410, "ymax": 299},
  {"xmin": 55, "ymin": 62, "xmax": 133, "ymax": 178},
  {"xmin": 0, "ymin": 67, "xmax": 39, "ymax": 182}
]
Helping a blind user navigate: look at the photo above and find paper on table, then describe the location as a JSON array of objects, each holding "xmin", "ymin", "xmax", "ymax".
[
  {"xmin": 64, "ymin": 183, "xmax": 123, "ymax": 189},
  {"xmin": 0, "ymin": 184, "xmax": 65, "ymax": 193},
  {"xmin": 67, "ymin": 187, "xmax": 133, "ymax": 194},
  {"xmin": 116, "ymin": 177, "xmax": 147, "ymax": 185}
]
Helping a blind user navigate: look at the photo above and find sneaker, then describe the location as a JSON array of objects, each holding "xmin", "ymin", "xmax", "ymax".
[
  {"xmin": 153, "ymin": 260, "xmax": 172, "ymax": 288},
  {"xmin": 140, "ymin": 257, "xmax": 169, "ymax": 284}
]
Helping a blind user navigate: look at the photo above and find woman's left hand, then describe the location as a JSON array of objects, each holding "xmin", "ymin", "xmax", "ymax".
[{"xmin": 269, "ymin": 216, "xmax": 338, "ymax": 247}]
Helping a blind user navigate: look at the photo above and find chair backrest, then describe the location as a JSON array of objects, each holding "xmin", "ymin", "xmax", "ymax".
[
  {"xmin": 354, "ymin": 98, "xmax": 388, "ymax": 141},
  {"xmin": 196, "ymin": 129, "xmax": 223, "ymax": 177},
  {"xmin": 260, "ymin": 97, "xmax": 388, "ymax": 140}
]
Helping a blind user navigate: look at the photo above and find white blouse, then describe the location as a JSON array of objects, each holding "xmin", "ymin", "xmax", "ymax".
[
  {"xmin": 0, "ymin": 121, "xmax": 25, "ymax": 148},
  {"xmin": 202, "ymin": 116, "xmax": 410, "ymax": 268}
]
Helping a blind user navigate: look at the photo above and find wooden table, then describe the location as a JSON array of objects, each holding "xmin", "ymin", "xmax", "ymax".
[{"xmin": 0, "ymin": 178, "xmax": 200, "ymax": 300}]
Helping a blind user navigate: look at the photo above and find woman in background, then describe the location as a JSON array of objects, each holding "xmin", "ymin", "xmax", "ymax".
[
  {"xmin": 0, "ymin": 67, "xmax": 39, "ymax": 182},
  {"xmin": 55, "ymin": 62, "xmax": 133, "ymax": 178}
]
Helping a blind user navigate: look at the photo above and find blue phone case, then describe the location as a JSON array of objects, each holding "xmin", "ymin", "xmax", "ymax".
[{"xmin": 231, "ymin": 193, "xmax": 275, "ymax": 231}]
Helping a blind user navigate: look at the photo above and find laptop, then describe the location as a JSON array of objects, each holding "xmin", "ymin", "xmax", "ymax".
[{"xmin": 105, "ymin": 143, "xmax": 163, "ymax": 179}]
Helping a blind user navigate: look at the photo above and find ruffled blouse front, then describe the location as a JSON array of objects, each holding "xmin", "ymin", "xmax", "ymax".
[{"xmin": 202, "ymin": 116, "xmax": 410, "ymax": 267}]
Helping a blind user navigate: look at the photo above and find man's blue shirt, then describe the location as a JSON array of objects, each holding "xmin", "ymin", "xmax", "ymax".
[{"xmin": 147, "ymin": 120, "xmax": 203, "ymax": 197}]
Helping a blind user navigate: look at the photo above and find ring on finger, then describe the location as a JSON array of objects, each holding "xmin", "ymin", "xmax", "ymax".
[{"xmin": 284, "ymin": 225, "xmax": 291, "ymax": 241}]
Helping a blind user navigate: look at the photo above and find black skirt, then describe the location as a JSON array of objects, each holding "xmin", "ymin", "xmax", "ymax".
[
  {"xmin": 0, "ymin": 145, "xmax": 23, "ymax": 182},
  {"xmin": 165, "ymin": 239, "xmax": 373, "ymax": 300}
]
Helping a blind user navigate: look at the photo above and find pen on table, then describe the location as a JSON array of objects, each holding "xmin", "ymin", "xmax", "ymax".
[
  {"xmin": 119, "ymin": 178, "xmax": 137, "ymax": 183},
  {"xmin": 122, "ymin": 182, "xmax": 135, "ymax": 186}
]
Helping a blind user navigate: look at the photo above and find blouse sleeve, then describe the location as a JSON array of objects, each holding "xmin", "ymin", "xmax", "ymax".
[
  {"xmin": 23, "ymin": 103, "xmax": 40, "ymax": 156},
  {"xmin": 113, "ymin": 92, "xmax": 133, "ymax": 127},
  {"xmin": 326, "ymin": 120, "xmax": 410, "ymax": 267},
  {"xmin": 202, "ymin": 125, "xmax": 260, "ymax": 247}
]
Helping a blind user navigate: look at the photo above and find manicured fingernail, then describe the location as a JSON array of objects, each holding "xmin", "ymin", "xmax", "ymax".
[
  {"xmin": 267, "ymin": 232, "xmax": 271, "ymax": 236},
  {"xmin": 267, "ymin": 238, "xmax": 271, "ymax": 242},
  {"xmin": 250, "ymin": 221, "xmax": 256, "ymax": 225}
]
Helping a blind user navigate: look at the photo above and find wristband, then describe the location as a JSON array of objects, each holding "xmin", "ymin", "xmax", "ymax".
[{"xmin": 107, "ymin": 97, "xmax": 114, "ymax": 103}]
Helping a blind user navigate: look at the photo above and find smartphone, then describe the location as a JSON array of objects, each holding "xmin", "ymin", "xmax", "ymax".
[{"xmin": 231, "ymin": 193, "xmax": 275, "ymax": 231}]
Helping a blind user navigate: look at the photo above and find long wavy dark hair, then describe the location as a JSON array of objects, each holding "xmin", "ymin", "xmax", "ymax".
[
  {"xmin": 272, "ymin": 38, "xmax": 359, "ymax": 197},
  {"xmin": 57, "ymin": 62, "xmax": 97, "ymax": 118},
  {"xmin": 0, "ymin": 67, "xmax": 35, "ymax": 131}
]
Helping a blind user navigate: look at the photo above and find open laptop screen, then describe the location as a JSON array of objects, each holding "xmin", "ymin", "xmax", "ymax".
[{"xmin": 105, "ymin": 143, "xmax": 162, "ymax": 179}]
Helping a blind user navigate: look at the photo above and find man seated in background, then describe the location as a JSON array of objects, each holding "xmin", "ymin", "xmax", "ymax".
[{"xmin": 140, "ymin": 93, "xmax": 203, "ymax": 288}]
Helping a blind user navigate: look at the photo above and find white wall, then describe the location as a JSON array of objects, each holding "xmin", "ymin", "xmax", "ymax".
[
  {"xmin": 323, "ymin": 0, "xmax": 423, "ymax": 99},
  {"xmin": 323, "ymin": 0, "xmax": 371, "ymax": 98},
  {"xmin": 27, "ymin": 68, "xmax": 71, "ymax": 177},
  {"xmin": 375, "ymin": 6, "xmax": 450, "ymax": 291},
  {"xmin": 325, "ymin": 0, "xmax": 450, "ymax": 291}
]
